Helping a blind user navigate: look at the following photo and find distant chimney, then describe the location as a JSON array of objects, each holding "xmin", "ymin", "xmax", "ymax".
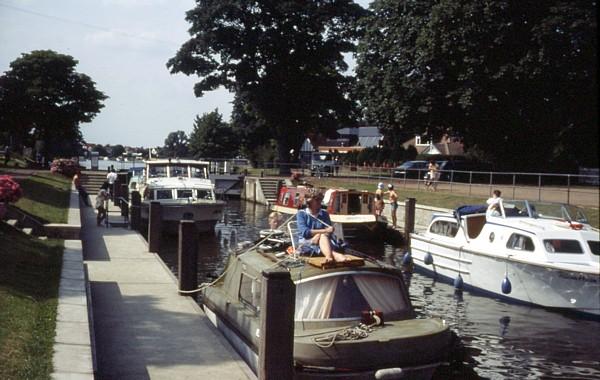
[{"xmin": 415, "ymin": 135, "xmax": 421, "ymax": 145}]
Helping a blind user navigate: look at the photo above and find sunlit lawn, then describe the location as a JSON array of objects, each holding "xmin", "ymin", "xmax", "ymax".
[{"xmin": 13, "ymin": 173, "xmax": 71, "ymax": 224}]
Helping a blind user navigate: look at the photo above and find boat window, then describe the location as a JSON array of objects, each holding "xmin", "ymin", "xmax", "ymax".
[
  {"xmin": 148, "ymin": 165, "xmax": 167, "ymax": 178},
  {"xmin": 506, "ymin": 233, "xmax": 535, "ymax": 251},
  {"xmin": 170, "ymin": 165, "xmax": 187, "ymax": 177},
  {"xmin": 429, "ymin": 220, "xmax": 458, "ymax": 237},
  {"xmin": 156, "ymin": 190, "xmax": 173, "ymax": 200},
  {"xmin": 295, "ymin": 274, "xmax": 408, "ymax": 320},
  {"xmin": 177, "ymin": 189, "xmax": 193, "ymax": 199},
  {"xmin": 191, "ymin": 166, "xmax": 207, "ymax": 179},
  {"xmin": 129, "ymin": 181, "xmax": 137, "ymax": 190},
  {"xmin": 196, "ymin": 190, "xmax": 213, "ymax": 200},
  {"xmin": 588, "ymin": 241, "xmax": 599, "ymax": 256},
  {"xmin": 333, "ymin": 193, "xmax": 341, "ymax": 213},
  {"xmin": 543, "ymin": 239, "xmax": 583, "ymax": 254},
  {"xmin": 239, "ymin": 273, "xmax": 261, "ymax": 312},
  {"xmin": 348, "ymin": 194, "xmax": 361, "ymax": 214},
  {"xmin": 282, "ymin": 192, "xmax": 290, "ymax": 205},
  {"xmin": 503, "ymin": 201, "xmax": 529, "ymax": 217}
]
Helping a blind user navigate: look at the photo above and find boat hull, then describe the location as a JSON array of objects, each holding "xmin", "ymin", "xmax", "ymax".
[
  {"xmin": 203, "ymin": 285, "xmax": 451, "ymax": 379},
  {"xmin": 141, "ymin": 201, "xmax": 224, "ymax": 233},
  {"xmin": 410, "ymin": 235, "xmax": 600, "ymax": 316}
]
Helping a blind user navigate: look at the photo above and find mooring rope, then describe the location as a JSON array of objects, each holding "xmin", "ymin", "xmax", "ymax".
[{"xmin": 313, "ymin": 315, "xmax": 382, "ymax": 348}]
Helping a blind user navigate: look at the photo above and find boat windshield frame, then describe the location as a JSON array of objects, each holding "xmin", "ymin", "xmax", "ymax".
[{"xmin": 526, "ymin": 201, "xmax": 589, "ymax": 223}]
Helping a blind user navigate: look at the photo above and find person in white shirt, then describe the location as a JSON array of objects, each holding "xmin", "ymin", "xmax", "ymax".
[
  {"xmin": 486, "ymin": 190, "xmax": 503, "ymax": 217},
  {"xmin": 106, "ymin": 168, "xmax": 118, "ymax": 185}
]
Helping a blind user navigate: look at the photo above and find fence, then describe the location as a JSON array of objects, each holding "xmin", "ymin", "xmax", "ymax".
[{"xmin": 253, "ymin": 161, "xmax": 599, "ymax": 207}]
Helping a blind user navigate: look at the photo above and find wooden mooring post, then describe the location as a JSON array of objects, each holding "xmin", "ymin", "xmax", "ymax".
[
  {"xmin": 120, "ymin": 184, "xmax": 129, "ymax": 219},
  {"xmin": 259, "ymin": 268, "xmax": 295, "ymax": 380},
  {"xmin": 148, "ymin": 201, "xmax": 162, "ymax": 253},
  {"xmin": 178, "ymin": 220, "xmax": 198, "ymax": 295},
  {"xmin": 130, "ymin": 191, "xmax": 141, "ymax": 231},
  {"xmin": 404, "ymin": 197, "xmax": 416, "ymax": 245}
]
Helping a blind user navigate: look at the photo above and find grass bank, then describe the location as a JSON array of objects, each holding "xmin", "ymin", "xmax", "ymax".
[
  {"xmin": 0, "ymin": 172, "xmax": 70, "ymax": 379},
  {"xmin": 310, "ymin": 177, "xmax": 599, "ymax": 229},
  {"xmin": 14, "ymin": 173, "xmax": 71, "ymax": 223}
]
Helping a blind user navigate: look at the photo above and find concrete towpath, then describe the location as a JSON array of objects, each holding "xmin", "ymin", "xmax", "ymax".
[{"xmin": 81, "ymin": 196, "xmax": 254, "ymax": 379}]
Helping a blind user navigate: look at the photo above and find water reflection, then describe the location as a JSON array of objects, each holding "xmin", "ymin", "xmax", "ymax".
[{"xmin": 157, "ymin": 200, "xmax": 600, "ymax": 380}]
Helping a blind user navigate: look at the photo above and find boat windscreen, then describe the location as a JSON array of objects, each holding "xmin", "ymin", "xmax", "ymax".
[
  {"xmin": 295, "ymin": 274, "xmax": 408, "ymax": 320},
  {"xmin": 148, "ymin": 165, "xmax": 167, "ymax": 178}
]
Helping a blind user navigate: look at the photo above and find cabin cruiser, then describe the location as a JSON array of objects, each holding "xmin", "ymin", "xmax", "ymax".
[
  {"xmin": 272, "ymin": 185, "xmax": 387, "ymax": 238},
  {"xmin": 409, "ymin": 200, "xmax": 600, "ymax": 316},
  {"xmin": 202, "ymin": 226, "xmax": 453, "ymax": 379},
  {"xmin": 138, "ymin": 159, "xmax": 224, "ymax": 233}
]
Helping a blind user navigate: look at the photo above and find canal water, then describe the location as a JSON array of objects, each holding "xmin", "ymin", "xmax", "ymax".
[{"xmin": 157, "ymin": 200, "xmax": 600, "ymax": 380}]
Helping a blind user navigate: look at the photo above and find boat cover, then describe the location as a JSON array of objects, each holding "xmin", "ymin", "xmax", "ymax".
[{"xmin": 454, "ymin": 205, "xmax": 487, "ymax": 220}]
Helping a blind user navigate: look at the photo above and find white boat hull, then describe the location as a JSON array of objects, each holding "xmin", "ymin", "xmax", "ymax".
[
  {"xmin": 410, "ymin": 235, "xmax": 600, "ymax": 316},
  {"xmin": 141, "ymin": 201, "xmax": 224, "ymax": 233}
]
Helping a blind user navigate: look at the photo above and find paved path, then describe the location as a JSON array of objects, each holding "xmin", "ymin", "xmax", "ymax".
[{"xmin": 81, "ymin": 196, "xmax": 254, "ymax": 380}]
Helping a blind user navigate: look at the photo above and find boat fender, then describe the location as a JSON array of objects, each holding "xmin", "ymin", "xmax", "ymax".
[
  {"xmin": 501, "ymin": 275, "xmax": 512, "ymax": 294},
  {"xmin": 424, "ymin": 252, "xmax": 434, "ymax": 265},
  {"xmin": 454, "ymin": 274, "xmax": 464, "ymax": 290},
  {"xmin": 374, "ymin": 368, "xmax": 403, "ymax": 379},
  {"xmin": 401, "ymin": 251, "xmax": 412, "ymax": 266}
]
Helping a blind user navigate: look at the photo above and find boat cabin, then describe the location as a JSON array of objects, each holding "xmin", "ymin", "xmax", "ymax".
[{"xmin": 277, "ymin": 186, "xmax": 375, "ymax": 215}]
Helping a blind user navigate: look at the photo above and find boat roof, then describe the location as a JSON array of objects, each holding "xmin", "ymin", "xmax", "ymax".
[{"xmin": 146, "ymin": 159, "xmax": 210, "ymax": 165}]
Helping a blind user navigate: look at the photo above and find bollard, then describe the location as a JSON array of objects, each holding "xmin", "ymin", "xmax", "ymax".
[
  {"xmin": 404, "ymin": 198, "xmax": 416, "ymax": 246},
  {"xmin": 120, "ymin": 184, "xmax": 129, "ymax": 218},
  {"xmin": 148, "ymin": 201, "xmax": 162, "ymax": 252},
  {"xmin": 121, "ymin": 184, "xmax": 129, "ymax": 201},
  {"xmin": 259, "ymin": 268, "xmax": 295, "ymax": 380},
  {"xmin": 178, "ymin": 220, "xmax": 198, "ymax": 295},
  {"xmin": 130, "ymin": 191, "xmax": 141, "ymax": 231}
]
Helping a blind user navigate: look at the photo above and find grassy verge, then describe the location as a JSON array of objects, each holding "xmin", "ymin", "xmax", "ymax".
[
  {"xmin": 0, "ymin": 172, "xmax": 70, "ymax": 379},
  {"xmin": 310, "ymin": 177, "xmax": 599, "ymax": 228},
  {"xmin": 14, "ymin": 173, "xmax": 71, "ymax": 224}
]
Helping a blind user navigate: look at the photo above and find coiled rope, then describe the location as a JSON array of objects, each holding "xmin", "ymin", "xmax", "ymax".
[{"xmin": 313, "ymin": 315, "xmax": 382, "ymax": 348}]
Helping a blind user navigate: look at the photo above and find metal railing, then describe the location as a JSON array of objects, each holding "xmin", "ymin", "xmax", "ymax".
[{"xmin": 251, "ymin": 161, "xmax": 599, "ymax": 207}]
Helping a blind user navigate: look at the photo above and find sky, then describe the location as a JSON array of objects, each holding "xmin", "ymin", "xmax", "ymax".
[{"xmin": 0, "ymin": 0, "xmax": 370, "ymax": 148}]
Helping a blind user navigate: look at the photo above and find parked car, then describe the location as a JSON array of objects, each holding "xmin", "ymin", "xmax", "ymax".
[{"xmin": 392, "ymin": 160, "xmax": 429, "ymax": 178}]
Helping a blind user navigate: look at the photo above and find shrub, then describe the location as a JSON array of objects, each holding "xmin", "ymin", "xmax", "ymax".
[
  {"xmin": 0, "ymin": 175, "xmax": 23, "ymax": 203},
  {"xmin": 49, "ymin": 158, "xmax": 80, "ymax": 177}
]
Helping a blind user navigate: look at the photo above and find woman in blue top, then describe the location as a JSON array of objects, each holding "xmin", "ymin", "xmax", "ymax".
[{"xmin": 296, "ymin": 190, "xmax": 347, "ymax": 263}]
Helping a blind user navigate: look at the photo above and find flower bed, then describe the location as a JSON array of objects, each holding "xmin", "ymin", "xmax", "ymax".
[
  {"xmin": 0, "ymin": 175, "xmax": 23, "ymax": 203},
  {"xmin": 50, "ymin": 158, "xmax": 80, "ymax": 177}
]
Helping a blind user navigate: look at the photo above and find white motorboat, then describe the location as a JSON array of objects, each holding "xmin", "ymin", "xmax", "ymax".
[
  {"xmin": 409, "ymin": 200, "xmax": 600, "ymax": 316},
  {"xmin": 138, "ymin": 159, "xmax": 225, "ymax": 233}
]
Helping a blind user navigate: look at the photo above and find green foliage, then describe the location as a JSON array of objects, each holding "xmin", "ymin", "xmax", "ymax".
[
  {"xmin": 161, "ymin": 131, "xmax": 189, "ymax": 158},
  {"xmin": 356, "ymin": 0, "xmax": 597, "ymax": 171},
  {"xmin": 0, "ymin": 50, "xmax": 107, "ymax": 159},
  {"xmin": 168, "ymin": 1, "xmax": 366, "ymax": 168},
  {"xmin": 110, "ymin": 144, "xmax": 126, "ymax": 158},
  {"xmin": 189, "ymin": 110, "xmax": 239, "ymax": 158}
]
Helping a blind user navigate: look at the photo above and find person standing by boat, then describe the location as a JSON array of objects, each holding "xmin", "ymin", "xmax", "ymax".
[
  {"xmin": 106, "ymin": 168, "xmax": 118, "ymax": 200},
  {"xmin": 268, "ymin": 211, "xmax": 282, "ymax": 230},
  {"xmin": 385, "ymin": 184, "xmax": 399, "ymax": 228},
  {"xmin": 486, "ymin": 189, "xmax": 503, "ymax": 217},
  {"xmin": 96, "ymin": 182, "xmax": 110, "ymax": 226},
  {"xmin": 297, "ymin": 190, "xmax": 347, "ymax": 263},
  {"xmin": 73, "ymin": 170, "xmax": 90, "ymax": 206}
]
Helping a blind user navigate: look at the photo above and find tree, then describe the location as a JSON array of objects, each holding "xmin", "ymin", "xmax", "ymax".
[
  {"xmin": 0, "ymin": 50, "xmax": 107, "ymax": 158},
  {"xmin": 189, "ymin": 109, "xmax": 239, "ymax": 158},
  {"xmin": 162, "ymin": 131, "xmax": 189, "ymax": 158},
  {"xmin": 111, "ymin": 144, "xmax": 126, "ymax": 158},
  {"xmin": 356, "ymin": 1, "xmax": 597, "ymax": 171},
  {"xmin": 167, "ymin": 1, "xmax": 366, "ymax": 173}
]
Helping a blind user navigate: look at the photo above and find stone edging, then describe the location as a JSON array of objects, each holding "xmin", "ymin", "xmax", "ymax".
[{"xmin": 51, "ymin": 185, "xmax": 94, "ymax": 380}]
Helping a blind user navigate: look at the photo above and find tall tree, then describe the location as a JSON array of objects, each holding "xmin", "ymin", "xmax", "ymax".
[
  {"xmin": 0, "ymin": 50, "xmax": 107, "ymax": 158},
  {"xmin": 162, "ymin": 131, "xmax": 189, "ymax": 158},
  {"xmin": 189, "ymin": 109, "xmax": 239, "ymax": 158},
  {"xmin": 167, "ymin": 0, "xmax": 366, "ymax": 173},
  {"xmin": 356, "ymin": 0, "xmax": 597, "ymax": 171}
]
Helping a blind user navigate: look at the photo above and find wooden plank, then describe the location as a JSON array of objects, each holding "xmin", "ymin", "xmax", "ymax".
[{"xmin": 306, "ymin": 254, "xmax": 365, "ymax": 270}]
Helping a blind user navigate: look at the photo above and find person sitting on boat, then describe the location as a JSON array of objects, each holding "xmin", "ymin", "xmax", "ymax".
[
  {"xmin": 486, "ymin": 189, "xmax": 503, "ymax": 217},
  {"xmin": 296, "ymin": 190, "xmax": 347, "ymax": 263}
]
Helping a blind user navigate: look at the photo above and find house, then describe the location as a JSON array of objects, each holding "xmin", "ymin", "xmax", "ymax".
[{"xmin": 402, "ymin": 134, "xmax": 464, "ymax": 156}]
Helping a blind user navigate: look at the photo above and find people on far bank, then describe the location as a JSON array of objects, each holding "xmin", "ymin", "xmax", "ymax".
[
  {"xmin": 486, "ymin": 190, "xmax": 503, "ymax": 217},
  {"xmin": 385, "ymin": 184, "xmax": 399, "ymax": 228},
  {"xmin": 96, "ymin": 182, "xmax": 110, "ymax": 226},
  {"xmin": 296, "ymin": 190, "xmax": 347, "ymax": 263},
  {"xmin": 425, "ymin": 160, "xmax": 440, "ymax": 191}
]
